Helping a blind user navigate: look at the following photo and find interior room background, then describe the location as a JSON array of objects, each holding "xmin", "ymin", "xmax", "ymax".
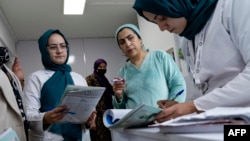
[{"xmin": 1, "ymin": 11, "xmax": 196, "ymax": 101}]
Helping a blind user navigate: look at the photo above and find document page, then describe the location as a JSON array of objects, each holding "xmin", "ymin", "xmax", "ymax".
[
  {"xmin": 103, "ymin": 104, "xmax": 162, "ymax": 128},
  {"xmin": 0, "ymin": 127, "xmax": 20, "ymax": 141},
  {"xmin": 149, "ymin": 107, "xmax": 250, "ymax": 133},
  {"xmin": 59, "ymin": 85, "xmax": 105, "ymax": 123}
]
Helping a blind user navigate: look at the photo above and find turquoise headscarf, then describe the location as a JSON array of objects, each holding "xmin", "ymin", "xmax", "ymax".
[
  {"xmin": 115, "ymin": 23, "xmax": 149, "ymax": 51},
  {"xmin": 133, "ymin": 0, "xmax": 218, "ymax": 40},
  {"xmin": 38, "ymin": 29, "xmax": 82, "ymax": 141}
]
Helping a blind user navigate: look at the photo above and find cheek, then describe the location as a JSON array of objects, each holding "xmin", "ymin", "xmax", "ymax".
[
  {"xmin": 178, "ymin": 18, "xmax": 187, "ymax": 30},
  {"xmin": 48, "ymin": 52, "xmax": 57, "ymax": 62},
  {"xmin": 120, "ymin": 46, "xmax": 126, "ymax": 51},
  {"xmin": 48, "ymin": 52, "xmax": 54, "ymax": 59}
]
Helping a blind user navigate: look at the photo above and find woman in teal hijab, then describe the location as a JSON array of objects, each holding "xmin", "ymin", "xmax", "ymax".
[
  {"xmin": 23, "ymin": 29, "xmax": 89, "ymax": 141},
  {"xmin": 133, "ymin": 0, "xmax": 218, "ymax": 40},
  {"xmin": 113, "ymin": 23, "xmax": 186, "ymax": 109}
]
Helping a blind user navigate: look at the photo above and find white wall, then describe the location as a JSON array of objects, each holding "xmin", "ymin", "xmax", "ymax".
[
  {"xmin": 16, "ymin": 38, "xmax": 127, "ymax": 82},
  {"xmin": 83, "ymin": 38, "xmax": 126, "ymax": 80}
]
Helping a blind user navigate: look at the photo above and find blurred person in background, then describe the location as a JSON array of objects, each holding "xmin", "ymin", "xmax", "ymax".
[{"xmin": 86, "ymin": 58, "xmax": 114, "ymax": 141}]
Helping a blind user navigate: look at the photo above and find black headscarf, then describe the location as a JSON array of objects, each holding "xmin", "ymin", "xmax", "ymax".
[{"xmin": 93, "ymin": 59, "xmax": 113, "ymax": 109}]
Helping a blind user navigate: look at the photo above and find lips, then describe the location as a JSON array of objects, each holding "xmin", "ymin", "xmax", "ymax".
[{"xmin": 55, "ymin": 56, "xmax": 64, "ymax": 59}]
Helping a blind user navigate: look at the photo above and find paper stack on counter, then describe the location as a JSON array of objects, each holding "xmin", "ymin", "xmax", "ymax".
[{"xmin": 150, "ymin": 107, "xmax": 250, "ymax": 133}]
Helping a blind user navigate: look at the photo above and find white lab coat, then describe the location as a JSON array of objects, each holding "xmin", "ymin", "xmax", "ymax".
[
  {"xmin": 178, "ymin": 0, "xmax": 250, "ymax": 111},
  {"xmin": 23, "ymin": 69, "xmax": 88, "ymax": 141}
]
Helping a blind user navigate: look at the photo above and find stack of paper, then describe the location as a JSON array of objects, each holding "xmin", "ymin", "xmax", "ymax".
[{"xmin": 150, "ymin": 107, "xmax": 250, "ymax": 133}]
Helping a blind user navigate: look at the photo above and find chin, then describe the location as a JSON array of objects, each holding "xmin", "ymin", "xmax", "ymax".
[{"xmin": 53, "ymin": 60, "xmax": 66, "ymax": 65}]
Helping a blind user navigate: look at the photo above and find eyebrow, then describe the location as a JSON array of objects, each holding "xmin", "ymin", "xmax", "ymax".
[
  {"xmin": 118, "ymin": 34, "xmax": 132, "ymax": 41},
  {"xmin": 48, "ymin": 43, "xmax": 66, "ymax": 45}
]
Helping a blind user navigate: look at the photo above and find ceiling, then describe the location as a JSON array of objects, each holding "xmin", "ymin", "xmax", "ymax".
[{"xmin": 0, "ymin": 0, "xmax": 137, "ymax": 41}]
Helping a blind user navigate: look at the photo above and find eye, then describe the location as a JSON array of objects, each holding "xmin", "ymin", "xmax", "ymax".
[
  {"xmin": 60, "ymin": 44, "xmax": 67, "ymax": 49},
  {"xmin": 118, "ymin": 40, "xmax": 125, "ymax": 45},
  {"xmin": 156, "ymin": 15, "xmax": 166, "ymax": 22},
  {"xmin": 127, "ymin": 35, "xmax": 134, "ymax": 41},
  {"xmin": 48, "ymin": 46, "xmax": 57, "ymax": 50}
]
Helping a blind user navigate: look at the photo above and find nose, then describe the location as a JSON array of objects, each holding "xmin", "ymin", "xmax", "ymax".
[
  {"xmin": 56, "ymin": 47, "xmax": 63, "ymax": 53},
  {"xmin": 124, "ymin": 39, "xmax": 131, "ymax": 47},
  {"xmin": 157, "ymin": 22, "xmax": 169, "ymax": 32}
]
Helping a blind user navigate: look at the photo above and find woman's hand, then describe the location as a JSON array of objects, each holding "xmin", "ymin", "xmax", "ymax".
[
  {"xmin": 12, "ymin": 57, "xmax": 25, "ymax": 88},
  {"xmin": 154, "ymin": 101, "xmax": 202, "ymax": 123},
  {"xmin": 112, "ymin": 77, "xmax": 125, "ymax": 101},
  {"xmin": 43, "ymin": 105, "xmax": 68, "ymax": 124},
  {"xmin": 157, "ymin": 100, "xmax": 178, "ymax": 109},
  {"xmin": 87, "ymin": 111, "xmax": 97, "ymax": 130}
]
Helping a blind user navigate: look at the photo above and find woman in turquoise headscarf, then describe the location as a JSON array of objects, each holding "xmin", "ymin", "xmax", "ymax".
[
  {"xmin": 23, "ymin": 29, "xmax": 89, "ymax": 141},
  {"xmin": 133, "ymin": 0, "xmax": 250, "ymax": 123}
]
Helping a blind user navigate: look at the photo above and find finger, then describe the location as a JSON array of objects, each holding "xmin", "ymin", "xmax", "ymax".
[
  {"xmin": 156, "ymin": 114, "xmax": 175, "ymax": 123},
  {"xmin": 53, "ymin": 106, "xmax": 67, "ymax": 113},
  {"xmin": 52, "ymin": 113, "xmax": 65, "ymax": 122},
  {"xmin": 157, "ymin": 100, "xmax": 165, "ymax": 108},
  {"xmin": 163, "ymin": 101, "xmax": 177, "ymax": 108},
  {"xmin": 155, "ymin": 111, "xmax": 175, "ymax": 123},
  {"xmin": 154, "ymin": 108, "xmax": 174, "ymax": 121}
]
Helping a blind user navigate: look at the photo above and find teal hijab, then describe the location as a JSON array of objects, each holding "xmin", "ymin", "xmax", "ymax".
[
  {"xmin": 38, "ymin": 29, "xmax": 82, "ymax": 141},
  {"xmin": 133, "ymin": 0, "xmax": 218, "ymax": 40},
  {"xmin": 115, "ymin": 23, "xmax": 149, "ymax": 51}
]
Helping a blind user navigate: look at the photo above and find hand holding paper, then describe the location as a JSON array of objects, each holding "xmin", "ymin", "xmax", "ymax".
[
  {"xmin": 43, "ymin": 105, "xmax": 68, "ymax": 124},
  {"xmin": 57, "ymin": 85, "xmax": 105, "ymax": 123}
]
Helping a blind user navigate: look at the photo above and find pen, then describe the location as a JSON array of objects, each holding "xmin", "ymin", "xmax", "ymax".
[
  {"xmin": 65, "ymin": 111, "xmax": 76, "ymax": 115},
  {"xmin": 112, "ymin": 78, "xmax": 123, "ymax": 83},
  {"xmin": 44, "ymin": 107, "xmax": 76, "ymax": 115},
  {"xmin": 171, "ymin": 89, "xmax": 184, "ymax": 101}
]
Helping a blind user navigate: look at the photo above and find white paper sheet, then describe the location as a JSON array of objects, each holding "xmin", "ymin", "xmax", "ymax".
[{"xmin": 59, "ymin": 85, "xmax": 105, "ymax": 123}]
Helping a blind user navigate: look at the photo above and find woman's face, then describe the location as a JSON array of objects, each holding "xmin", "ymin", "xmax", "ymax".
[
  {"xmin": 97, "ymin": 62, "xmax": 107, "ymax": 70},
  {"xmin": 117, "ymin": 28, "xmax": 143, "ymax": 59},
  {"xmin": 142, "ymin": 11, "xmax": 187, "ymax": 34},
  {"xmin": 47, "ymin": 33, "xmax": 68, "ymax": 65}
]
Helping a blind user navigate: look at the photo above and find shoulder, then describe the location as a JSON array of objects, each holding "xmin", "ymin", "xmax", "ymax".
[
  {"xmin": 70, "ymin": 72, "xmax": 88, "ymax": 86},
  {"xmin": 150, "ymin": 50, "xmax": 173, "ymax": 60},
  {"xmin": 70, "ymin": 72, "xmax": 85, "ymax": 80},
  {"xmin": 0, "ymin": 69, "xmax": 10, "ymax": 87},
  {"xmin": 119, "ymin": 61, "xmax": 131, "ymax": 76},
  {"xmin": 70, "ymin": 72, "xmax": 84, "ymax": 78},
  {"xmin": 0, "ymin": 69, "xmax": 6, "ymax": 79},
  {"xmin": 28, "ymin": 69, "xmax": 48, "ymax": 76},
  {"xmin": 85, "ymin": 73, "xmax": 94, "ymax": 79},
  {"xmin": 0, "ymin": 70, "xmax": 16, "ymax": 100},
  {"xmin": 25, "ymin": 69, "xmax": 53, "ymax": 88},
  {"xmin": 219, "ymin": 0, "xmax": 250, "ymax": 31},
  {"xmin": 27, "ymin": 69, "xmax": 51, "ymax": 80}
]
